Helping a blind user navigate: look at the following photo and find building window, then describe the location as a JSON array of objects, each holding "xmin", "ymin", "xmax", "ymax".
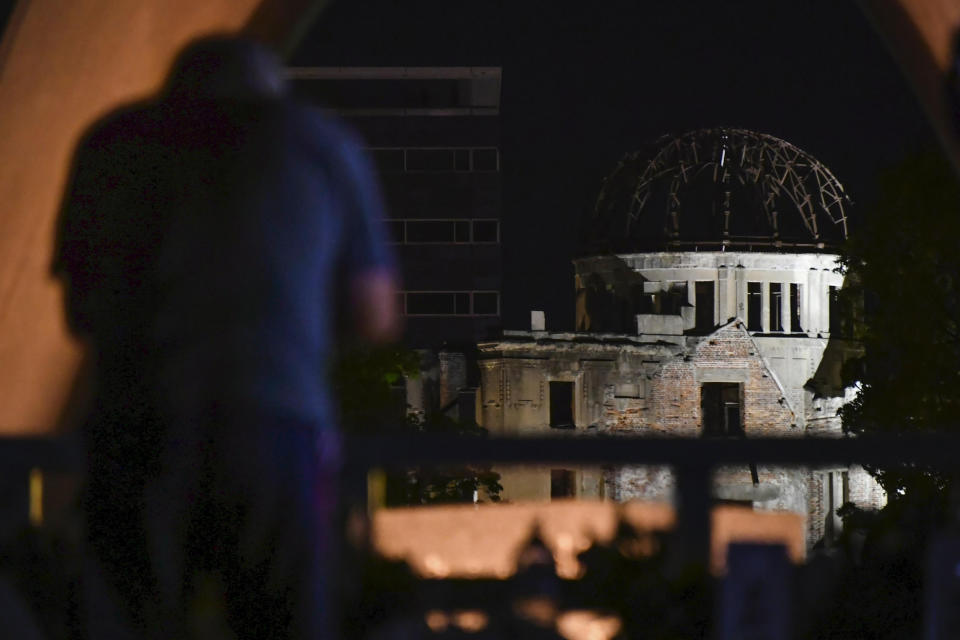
[
  {"xmin": 549, "ymin": 381, "xmax": 575, "ymax": 429},
  {"xmin": 371, "ymin": 148, "xmax": 405, "ymax": 173},
  {"xmin": 695, "ymin": 281, "xmax": 715, "ymax": 332},
  {"xmin": 472, "ymin": 292, "xmax": 499, "ymax": 315},
  {"xmin": 701, "ymin": 382, "xmax": 743, "ymax": 437},
  {"xmin": 829, "ymin": 285, "xmax": 841, "ymax": 335},
  {"xmin": 400, "ymin": 291, "xmax": 500, "ymax": 316},
  {"xmin": 406, "ymin": 148, "xmax": 459, "ymax": 171},
  {"xmin": 406, "ymin": 220, "xmax": 456, "ymax": 243},
  {"xmin": 385, "ymin": 219, "xmax": 405, "ymax": 244},
  {"xmin": 790, "ymin": 283, "xmax": 802, "ymax": 332},
  {"xmin": 824, "ymin": 471, "xmax": 847, "ymax": 541},
  {"xmin": 368, "ymin": 147, "xmax": 500, "ymax": 173},
  {"xmin": 471, "ymin": 219, "xmax": 499, "ymax": 242},
  {"xmin": 661, "ymin": 282, "xmax": 688, "ymax": 315},
  {"xmin": 551, "ymin": 469, "xmax": 577, "ymax": 498},
  {"xmin": 769, "ymin": 283, "xmax": 783, "ymax": 332},
  {"xmin": 454, "ymin": 149, "xmax": 471, "ymax": 171},
  {"xmin": 747, "ymin": 282, "xmax": 762, "ymax": 331},
  {"xmin": 472, "ymin": 148, "xmax": 499, "ymax": 171},
  {"xmin": 386, "ymin": 219, "xmax": 499, "ymax": 245}
]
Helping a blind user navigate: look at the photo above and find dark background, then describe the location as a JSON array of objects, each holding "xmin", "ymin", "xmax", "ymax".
[{"xmin": 293, "ymin": 0, "xmax": 936, "ymax": 332}]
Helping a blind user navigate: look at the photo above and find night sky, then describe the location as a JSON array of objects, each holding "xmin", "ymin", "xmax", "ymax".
[{"xmin": 293, "ymin": 0, "xmax": 937, "ymax": 332}]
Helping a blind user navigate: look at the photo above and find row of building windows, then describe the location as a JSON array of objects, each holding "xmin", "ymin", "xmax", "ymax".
[
  {"xmin": 386, "ymin": 218, "xmax": 499, "ymax": 245},
  {"xmin": 369, "ymin": 147, "xmax": 499, "ymax": 173},
  {"xmin": 745, "ymin": 282, "xmax": 804, "ymax": 332},
  {"xmin": 398, "ymin": 290, "xmax": 500, "ymax": 316},
  {"xmin": 546, "ymin": 379, "xmax": 743, "ymax": 437},
  {"xmin": 680, "ymin": 280, "xmax": 843, "ymax": 334}
]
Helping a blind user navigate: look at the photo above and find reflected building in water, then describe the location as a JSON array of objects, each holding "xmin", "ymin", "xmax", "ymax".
[{"xmin": 477, "ymin": 129, "xmax": 885, "ymax": 548}]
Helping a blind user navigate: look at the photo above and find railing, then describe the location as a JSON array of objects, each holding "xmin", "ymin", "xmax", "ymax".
[
  {"xmin": 4, "ymin": 432, "xmax": 960, "ymax": 637},
  {"xmin": 340, "ymin": 433, "xmax": 960, "ymax": 638},
  {"xmin": 342, "ymin": 433, "xmax": 959, "ymax": 562}
]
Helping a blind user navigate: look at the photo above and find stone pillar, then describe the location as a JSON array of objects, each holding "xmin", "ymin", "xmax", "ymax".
[
  {"xmin": 531, "ymin": 310, "xmax": 546, "ymax": 331},
  {"xmin": 807, "ymin": 269, "xmax": 821, "ymax": 334},
  {"xmin": 735, "ymin": 265, "xmax": 746, "ymax": 323},
  {"xmin": 714, "ymin": 275, "xmax": 721, "ymax": 325},
  {"xmin": 761, "ymin": 281, "xmax": 771, "ymax": 333},
  {"xmin": 718, "ymin": 265, "xmax": 730, "ymax": 323},
  {"xmin": 821, "ymin": 270, "xmax": 832, "ymax": 335},
  {"xmin": 782, "ymin": 281, "xmax": 792, "ymax": 333}
]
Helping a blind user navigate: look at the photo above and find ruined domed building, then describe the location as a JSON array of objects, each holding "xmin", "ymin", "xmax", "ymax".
[{"xmin": 477, "ymin": 129, "xmax": 885, "ymax": 548}]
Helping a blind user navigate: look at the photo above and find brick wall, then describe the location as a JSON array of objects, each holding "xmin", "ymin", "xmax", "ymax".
[
  {"xmin": 807, "ymin": 472, "xmax": 825, "ymax": 545},
  {"xmin": 644, "ymin": 323, "xmax": 797, "ymax": 437},
  {"xmin": 604, "ymin": 465, "xmax": 675, "ymax": 503},
  {"xmin": 847, "ymin": 465, "xmax": 887, "ymax": 511}
]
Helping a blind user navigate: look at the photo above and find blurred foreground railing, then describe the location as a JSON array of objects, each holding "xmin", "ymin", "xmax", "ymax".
[
  {"xmin": 342, "ymin": 433, "xmax": 960, "ymax": 563},
  {"xmin": 3, "ymin": 432, "xmax": 960, "ymax": 638},
  {"xmin": 342, "ymin": 433, "xmax": 960, "ymax": 638}
]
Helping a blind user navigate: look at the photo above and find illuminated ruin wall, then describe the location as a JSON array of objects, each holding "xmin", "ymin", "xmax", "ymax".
[{"xmin": 477, "ymin": 250, "xmax": 885, "ymax": 548}]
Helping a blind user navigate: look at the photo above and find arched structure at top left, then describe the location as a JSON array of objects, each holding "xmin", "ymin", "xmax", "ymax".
[{"xmin": 0, "ymin": 0, "xmax": 325, "ymax": 435}]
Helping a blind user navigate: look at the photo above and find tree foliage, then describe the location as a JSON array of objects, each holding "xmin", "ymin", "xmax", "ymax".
[
  {"xmin": 838, "ymin": 151, "xmax": 960, "ymax": 497},
  {"xmin": 332, "ymin": 343, "xmax": 422, "ymax": 434},
  {"xmin": 332, "ymin": 344, "xmax": 501, "ymax": 504}
]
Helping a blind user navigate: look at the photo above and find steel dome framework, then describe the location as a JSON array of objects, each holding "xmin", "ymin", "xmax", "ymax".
[{"xmin": 590, "ymin": 128, "xmax": 851, "ymax": 252}]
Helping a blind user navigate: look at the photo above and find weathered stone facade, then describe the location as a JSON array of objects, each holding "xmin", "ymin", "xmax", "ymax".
[{"xmin": 477, "ymin": 251, "xmax": 886, "ymax": 549}]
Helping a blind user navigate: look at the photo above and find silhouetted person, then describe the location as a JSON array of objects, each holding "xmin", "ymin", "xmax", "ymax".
[{"xmin": 53, "ymin": 35, "xmax": 398, "ymax": 638}]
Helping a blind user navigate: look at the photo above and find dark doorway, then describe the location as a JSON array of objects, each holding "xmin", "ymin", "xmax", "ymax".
[
  {"xmin": 695, "ymin": 281, "xmax": 715, "ymax": 332},
  {"xmin": 551, "ymin": 469, "xmax": 577, "ymax": 498},
  {"xmin": 701, "ymin": 382, "xmax": 743, "ymax": 437},
  {"xmin": 549, "ymin": 381, "xmax": 574, "ymax": 429}
]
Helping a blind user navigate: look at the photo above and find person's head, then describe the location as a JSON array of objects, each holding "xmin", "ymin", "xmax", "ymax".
[{"xmin": 163, "ymin": 34, "xmax": 286, "ymax": 100}]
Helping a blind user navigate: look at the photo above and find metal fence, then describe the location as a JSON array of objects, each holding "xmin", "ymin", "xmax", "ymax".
[{"xmin": 3, "ymin": 432, "xmax": 960, "ymax": 637}]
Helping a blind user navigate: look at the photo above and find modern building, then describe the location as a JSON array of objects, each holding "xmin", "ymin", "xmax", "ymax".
[
  {"xmin": 288, "ymin": 66, "xmax": 503, "ymax": 416},
  {"xmin": 477, "ymin": 129, "xmax": 885, "ymax": 548},
  {"xmin": 288, "ymin": 66, "xmax": 503, "ymax": 350}
]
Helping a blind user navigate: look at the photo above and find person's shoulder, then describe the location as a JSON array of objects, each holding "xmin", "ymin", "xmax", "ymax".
[
  {"xmin": 76, "ymin": 100, "xmax": 162, "ymax": 152},
  {"xmin": 271, "ymin": 100, "xmax": 366, "ymax": 156}
]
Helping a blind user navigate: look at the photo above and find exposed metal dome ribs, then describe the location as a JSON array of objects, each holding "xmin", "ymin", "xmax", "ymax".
[{"xmin": 588, "ymin": 128, "xmax": 851, "ymax": 253}]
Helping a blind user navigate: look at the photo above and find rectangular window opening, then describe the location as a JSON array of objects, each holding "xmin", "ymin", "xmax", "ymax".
[
  {"xmin": 695, "ymin": 281, "xmax": 715, "ymax": 333},
  {"xmin": 472, "ymin": 291, "xmax": 499, "ymax": 316},
  {"xmin": 829, "ymin": 286, "xmax": 841, "ymax": 335},
  {"xmin": 747, "ymin": 282, "xmax": 762, "ymax": 331},
  {"xmin": 406, "ymin": 148, "xmax": 456, "ymax": 172},
  {"xmin": 384, "ymin": 219, "xmax": 499, "ymax": 245},
  {"xmin": 366, "ymin": 147, "xmax": 500, "ymax": 173},
  {"xmin": 406, "ymin": 292, "xmax": 456, "ymax": 315},
  {"xmin": 472, "ymin": 148, "xmax": 499, "ymax": 171},
  {"xmin": 549, "ymin": 381, "xmax": 575, "ymax": 429},
  {"xmin": 661, "ymin": 282, "xmax": 688, "ymax": 316},
  {"xmin": 701, "ymin": 382, "xmax": 743, "ymax": 437},
  {"xmin": 371, "ymin": 149, "xmax": 405, "ymax": 173},
  {"xmin": 769, "ymin": 283, "xmax": 783, "ymax": 332},
  {"xmin": 551, "ymin": 469, "xmax": 577, "ymax": 499},
  {"xmin": 454, "ymin": 220, "xmax": 471, "ymax": 243},
  {"xmin": 790, "ymin": 283, "xmax": 802, "ymax": 332},
  {"xmin": 471, "ymin": 220, "xmax": 499, "ymax": 243},
  {"xmin": 454, "ymin": 292, "xmax": 471, "ymax": 315},
  {"xmin": 405, "ymin": 220, "xmax": 456, "ymax": 243},
  {"xmin": 401, "ymin": 291, "xmax": 500, "ymax": 316},
  {"xmin": 453, "ymin": 149, "xmax": 471, "ymax": 171},
  {"xmin": 386, "ymin": 220, "xmax": 405, "ymax": 244}
]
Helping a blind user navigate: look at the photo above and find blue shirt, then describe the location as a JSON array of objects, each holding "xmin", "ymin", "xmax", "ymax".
[{"xmin": 55, "ymin": 93, "xmax": 392, "ymax": 430}]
